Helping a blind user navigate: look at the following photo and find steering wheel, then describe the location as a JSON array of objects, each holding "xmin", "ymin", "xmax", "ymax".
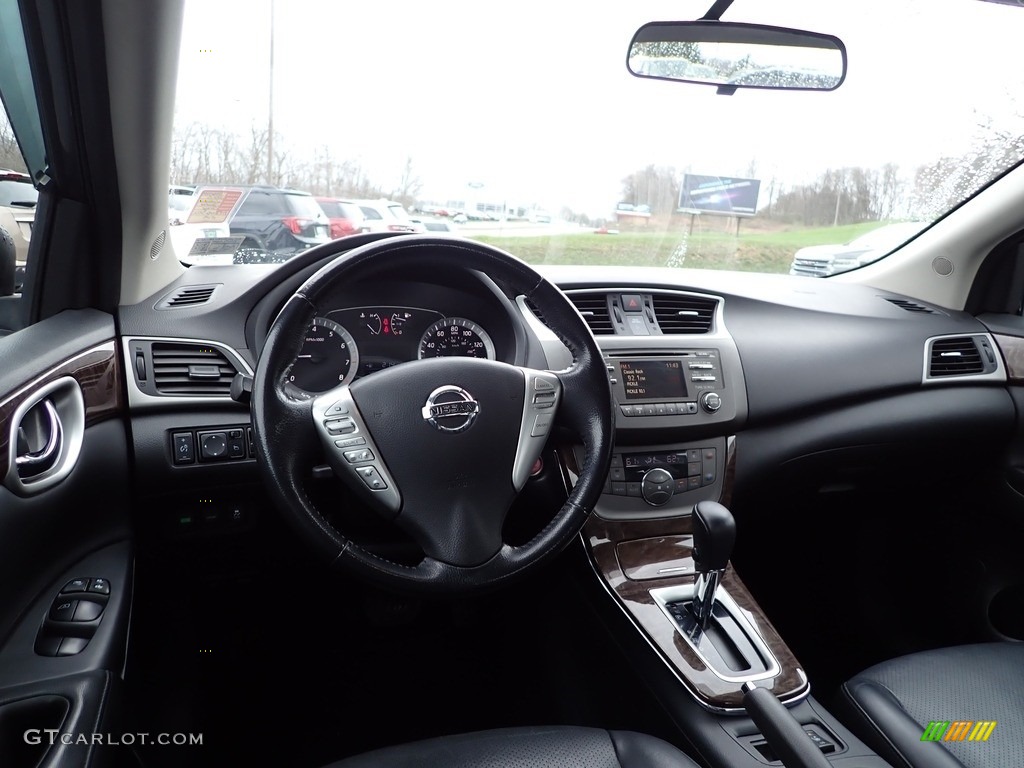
[{"xmin": 251, "ymin": 236, "xmax": 613, "ymax": 593}]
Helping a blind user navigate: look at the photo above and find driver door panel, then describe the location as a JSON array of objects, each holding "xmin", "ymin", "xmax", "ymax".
[{"xmin": 0, "ymin": 309, "xmax": 132, "ymax": 767}]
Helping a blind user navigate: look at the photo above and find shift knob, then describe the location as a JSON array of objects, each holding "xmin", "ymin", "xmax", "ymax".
[{"xmin": 692, "ymin": 501, "xmax": 736, "ymax": 573}]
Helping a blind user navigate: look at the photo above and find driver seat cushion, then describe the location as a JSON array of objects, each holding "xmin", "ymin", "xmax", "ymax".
[
  {"xmin": 839, "ymin": 642, "xmax": 1024, "ymax": 768},
  {"xmin": 323, "ymin": 725, "xmax": 699, "ymax": 768}
]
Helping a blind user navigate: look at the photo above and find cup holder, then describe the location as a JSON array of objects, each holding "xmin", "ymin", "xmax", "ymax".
[
  {"xmin": 0, "ymin": 695, "xmax": 69, "ymax": 767},
  {"xmin": 988, "ymin": 584, "xmax": 1024, "ymax": 640}
]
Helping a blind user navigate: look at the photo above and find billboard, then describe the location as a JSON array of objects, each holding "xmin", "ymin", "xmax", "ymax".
[{"xmin": 678, "ymin": 175, "xmax": 761, "ymax": 217}]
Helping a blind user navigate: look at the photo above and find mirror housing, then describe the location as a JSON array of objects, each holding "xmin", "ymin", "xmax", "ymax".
[{"xmin": 627, "ymin": 21, "xmax": 846, "ymax": 93}]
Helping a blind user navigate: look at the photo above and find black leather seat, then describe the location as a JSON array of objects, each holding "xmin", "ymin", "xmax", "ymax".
[
  {"xmin": 324, "ymin": 725, "xmax": 699, "ymax": 768},
  {"xmin": 841, "ymin": 642, "xmax": 1024, "ymax": 768}
]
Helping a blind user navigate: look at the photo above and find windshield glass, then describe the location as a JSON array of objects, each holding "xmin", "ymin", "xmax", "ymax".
[{"xmin": 172, "ymin": 0, "xmax": 1024, "ymax": 274}]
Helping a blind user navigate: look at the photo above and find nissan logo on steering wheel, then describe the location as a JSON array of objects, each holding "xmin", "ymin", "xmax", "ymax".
[{"xmin": 421, "ymin": 385, "xmax": 480, "ymax": 433}]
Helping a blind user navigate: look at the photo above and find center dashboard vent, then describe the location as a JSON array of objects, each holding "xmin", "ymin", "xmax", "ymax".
[
  {"xmin": 652, "ymin": 294, "xmax": 717, "ymax": 334},
  {"xmin": 152, "ymin": 342, "xmax": 239, "ymax": 395},
  {"xmin": 928, "ymin": 336, "xmax": 988, "ymax": 377},
  {"xmin": 157, "ymin": 284, "xmax": 219, "ymax": 309},
  {"xmin": 567, "ymin": 293, "xmax": 614, "ymax": 335}
]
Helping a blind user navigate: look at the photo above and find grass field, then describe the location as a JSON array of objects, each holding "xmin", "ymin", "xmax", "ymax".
[{"xmin": 469, "ymin": 220, "xmax": 890, "ymax": 273}]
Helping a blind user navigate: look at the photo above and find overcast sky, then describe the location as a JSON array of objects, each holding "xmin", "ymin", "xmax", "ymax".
[{"xmin": 175, "ymin": 0, "xmax": 1024, "ymax": 215}]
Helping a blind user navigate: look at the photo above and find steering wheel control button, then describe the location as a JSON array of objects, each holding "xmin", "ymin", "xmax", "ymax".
[
  {"xmin": 641, "ymin": 468, "xmax": 675, "ymax": 506},
  {"xmin": 325, "ymin": 417, "xmax": 356, "ymax": 435},
  {"xmin": 334, "ymin": 436, "xmax": 366, "ymax": 449},
  {"xmin": 326, "ymin": 401, "xmax": 350, "ymax": 416},
  {"xmin": 356, "ymin": 466, "xmax": 387, "ymax": 491},
  {"xmin": 199, "ymin": 431, "xmax": 228, "ymax": 460},
  {"xmin": 344, "ymin": 448, "xmax": 374, "ymax": 464},
  {"xmin": 421, "ymin": 385, "xmax": 480, "ymax": 433},
  {"xmin": 700, "ymin": 391, "xmax": 723, "ymax": 413},
  {"xmin": 51, "ymin": 599, "xmax": 78, "ymax": 622},
  {"xmin": 87, "ymin": 578, "xmax": 110, "ymax": 595},
  {"xmin": 73, "ymin": 600, "xmax": 104, "ymax": 622},
  {"xmin": 530, "ymin": 412, "xmax": 554, "ymax": 437},
  {"xmin": 172, "ymin": 432, "xmax": 195, "ymax": 464},
  {"xmin": 61, "ymin": 577, "xmax": 90, "ymax": 594}
]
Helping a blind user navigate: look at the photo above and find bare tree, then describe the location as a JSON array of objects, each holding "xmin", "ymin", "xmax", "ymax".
[{"xmin": 0, "ymin": 114, "xmax": 28, "ymax": 173}]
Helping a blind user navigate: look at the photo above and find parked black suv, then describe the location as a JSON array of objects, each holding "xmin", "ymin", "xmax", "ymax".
[{"xmin": 227, "ymin": 186, "xmax": 331, "ymax": 262}]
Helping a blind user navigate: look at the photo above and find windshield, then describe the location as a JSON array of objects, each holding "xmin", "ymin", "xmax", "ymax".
[{"xmin": 171, "ymin": 0, "xmax": 1024, "ymax": 274}]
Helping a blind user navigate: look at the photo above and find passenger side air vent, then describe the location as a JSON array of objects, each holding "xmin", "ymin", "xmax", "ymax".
[
  {"xmin": 151, "ymin": 342, "xmax": 239, "ymax": 395},
  {"xmin": 886, "ymin": 297, "xmax": 936, "ymax": 314},
  {"xmin": 652, "ymin": 294, "xmax": 717, "ymax": 334},
  {"xmin": 157, "ymin": 284, "xmax": 219, "ymax": 309},
  {"xmin": 567, "ymin": 293, "xmax": 614, "ymax": 335},
  {"xmin": 928, "ymin": 337, "xmax": 986, "ymax": 377}
]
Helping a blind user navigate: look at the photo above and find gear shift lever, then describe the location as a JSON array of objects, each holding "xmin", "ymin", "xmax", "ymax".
[{"xmin": 691, "ymin": 500, "xmax": 736, "ymax": 628}]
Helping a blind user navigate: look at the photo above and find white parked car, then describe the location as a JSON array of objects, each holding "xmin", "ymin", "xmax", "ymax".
[
  {"xmin": 354, "ymin": 199, "xmax": 426, "ymax": 233},
  {"xmin": 789, "ymin": 221, "xmax": 927, "ymax": 277}
]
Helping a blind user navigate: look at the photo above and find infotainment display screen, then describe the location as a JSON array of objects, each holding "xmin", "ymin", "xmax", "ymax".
[{"xmin": 619, "ymin": 359, "xmax": 688, "ymax": 400}]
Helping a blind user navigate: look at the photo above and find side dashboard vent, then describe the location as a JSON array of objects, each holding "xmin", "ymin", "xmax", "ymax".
[
  {"xmin": 567, "ymin": 293, "xmax": 614, "ymax": 335},
  {"xmin": 652, "ymin": 294, "xmax": 717, "ymax": 334},
  {"xmin": 886, "ymin": 297, "xmax": 936, "ymax": 314},
  {"xmin": 152, "ymin": 342, "xmax": 239, "ymax": 395},
  {"xmin": 928, "ymin": 337, "xmax": 986, "ymax": 377},
  {"xmin": 157, "ymin": 284, "xmax": 219, "ymax": 309}
]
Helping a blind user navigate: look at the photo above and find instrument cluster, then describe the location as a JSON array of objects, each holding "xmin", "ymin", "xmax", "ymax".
[{"xmin": 283, "ymin": 305, "xmax": 497, "ymax": 395}]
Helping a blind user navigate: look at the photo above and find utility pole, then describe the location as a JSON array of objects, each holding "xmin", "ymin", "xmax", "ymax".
[{"xmin": 266, "ymin": 0, "xmax": 275, "ymax": 185}]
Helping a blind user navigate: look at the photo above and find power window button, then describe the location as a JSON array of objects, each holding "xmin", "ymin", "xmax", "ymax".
[
  {"xmin": 87, "ymin": 578, "xmax": 110, "ymax": 595},
  {"xmin": 73, "ymin": 600, "xmax": 104, "ymax": 622},
  {"xmin": 60, "ymin": 577, "xmax": 90, "ymax": 594},
  {"xmin": 50, "ymin": 600, "xmax": 78, "ymax": 622}
]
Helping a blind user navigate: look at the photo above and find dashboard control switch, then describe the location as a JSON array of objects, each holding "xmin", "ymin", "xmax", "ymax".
[
  {"xmin": 198, "ymin": 431, "xmax": 228, "ymax": 460},
  {"xmin": 700, "ymin": 392, "xmax": 722, "ymax": 413},
  {"xmin": 172, "ymin": 432, "xmax": 195, "ymax": 464}
]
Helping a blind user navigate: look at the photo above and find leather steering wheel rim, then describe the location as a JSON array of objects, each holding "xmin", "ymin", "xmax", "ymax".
[{"xmin": 251, "ymin": 236, "xmax": 614, "ymax": 594}]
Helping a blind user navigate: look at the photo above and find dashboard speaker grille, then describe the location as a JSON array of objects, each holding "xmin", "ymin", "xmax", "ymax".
[
  {"xmin": 152, "ymin": 342, "xmax": 238, "ymax": 395},
  {"xmin": 567, "ymin": 293, "xmax": 614, "ymax": 335},
  {"xmin": 929, "ymin": 337, "xmax": 984, "ymax": 377},
  {"xmin": 652, "ymin": 294, "xmax": 717, "ymax": 334}
]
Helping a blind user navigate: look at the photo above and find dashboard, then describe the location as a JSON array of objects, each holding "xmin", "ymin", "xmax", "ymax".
[{"xmin": 117, "ymin": 234, "xmax": 1017, "ymax": 531}]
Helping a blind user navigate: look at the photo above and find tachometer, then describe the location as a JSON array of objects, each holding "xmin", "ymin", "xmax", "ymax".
[
  {"xmin": 418, "ymin": 317, "xmax": 495, "ymax": 360},
  {"xmin": 284, "ymin": 317, "xmax": 359, "ymax": 394}
]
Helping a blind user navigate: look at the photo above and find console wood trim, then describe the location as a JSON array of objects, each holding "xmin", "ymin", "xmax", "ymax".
[
  {"xmin": 994, "ymin": 333, "xmax": 1024, "ymax": 383},
  {"xmin": 585, "ymin": 512, "xmax": 809, "ymax": 710}
]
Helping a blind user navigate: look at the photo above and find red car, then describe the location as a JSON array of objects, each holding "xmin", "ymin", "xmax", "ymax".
[{"xmin": 315, "ymin": 197, "xmax": 367, "ymax": 239}]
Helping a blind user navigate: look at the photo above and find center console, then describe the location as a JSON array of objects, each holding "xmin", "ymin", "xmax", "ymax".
[{"xmin": 553, "ymin": 288, "xmax": 892, "ymax": 767}]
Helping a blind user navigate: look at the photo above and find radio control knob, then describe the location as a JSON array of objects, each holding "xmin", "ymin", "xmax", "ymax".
[
  {"xmin": 700, "ymin": 391, "xmax": 722, "ymax": 413},
  {"xmin": 641, "ymin": 468, "xmax": 674, "ymax": 507}
]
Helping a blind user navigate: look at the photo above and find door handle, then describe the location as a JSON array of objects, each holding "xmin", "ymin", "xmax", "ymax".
[{"xmin": 15, "ymin": 399, "xmax": 62, "ymax": 470}]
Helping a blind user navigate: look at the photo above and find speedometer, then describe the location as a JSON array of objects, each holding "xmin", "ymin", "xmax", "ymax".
[
  {"xmin": 284, "ymin": 317, "xmax": 359, "ymax": 394},
  {"xmin": 418, "ymin": 317, "xmax": 495, "ymax": 360}
]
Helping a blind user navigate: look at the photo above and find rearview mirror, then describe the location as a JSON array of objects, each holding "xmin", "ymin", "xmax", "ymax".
[{"xmin": 627, "ymin": 21, "xmax": 846, "ymax": 92}]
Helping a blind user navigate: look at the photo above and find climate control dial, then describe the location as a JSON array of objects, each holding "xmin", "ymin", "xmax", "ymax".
[{"xmin": 641, "ymin": 468, "xmax": 675, "ymax": 507}]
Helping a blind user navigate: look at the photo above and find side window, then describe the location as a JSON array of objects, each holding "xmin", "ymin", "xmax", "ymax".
[
  {"xmin": 237, "ymin": 191, "xmax": 277, "ymax": 216},
  {"xmin": 360, "ymin": 206, "xmax": 383, "ymax": 220},
  {"xmin": 0, "ymin": 113, "xmax": 35, "ymax": 333},
  {"xmin": 0, "ymin": 0, "xmax": 45, "ymax": 335}
]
